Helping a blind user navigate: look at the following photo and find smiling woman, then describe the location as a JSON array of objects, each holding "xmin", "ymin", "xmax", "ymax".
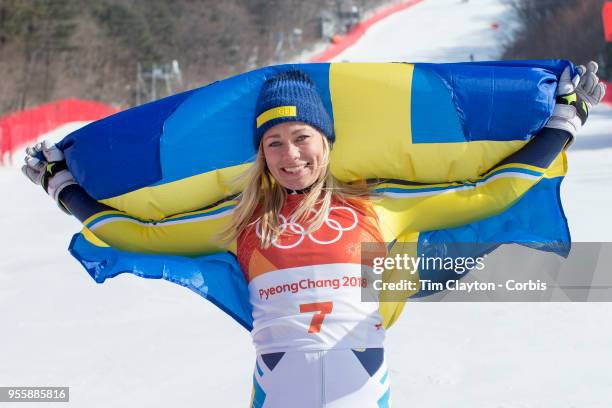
[
  {"xmin": 219, "ymin": 70, "xmax": 393, "ymax": 406},
  {"xmin": 20, "ymin": 61, "xmax": 605, "ymax": 408}
]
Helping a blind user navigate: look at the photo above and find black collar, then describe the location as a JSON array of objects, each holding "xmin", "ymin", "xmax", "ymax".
[{"xmin": 285, "ymin": 185, "xmax": 313, "ymax": 195}]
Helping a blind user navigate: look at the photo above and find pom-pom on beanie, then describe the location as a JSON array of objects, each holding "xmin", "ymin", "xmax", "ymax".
[{"xmin": 254, "ymin": 70, "xmax": 335, "ymax": 149}]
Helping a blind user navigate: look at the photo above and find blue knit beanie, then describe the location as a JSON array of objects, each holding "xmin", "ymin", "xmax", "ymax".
[{"xmin": 254, "ymin": 70, "xmax": 335, "ymax": 149}]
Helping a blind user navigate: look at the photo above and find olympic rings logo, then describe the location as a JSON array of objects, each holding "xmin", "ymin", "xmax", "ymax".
[{"xmin": 255, "ymin": 206, "xmax": 359, "ymax": 249}]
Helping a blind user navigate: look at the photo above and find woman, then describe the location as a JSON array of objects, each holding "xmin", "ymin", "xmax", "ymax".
[
  {"xmin": 22, "ymin": 63, "xmax": 605, "ymax": 407},
  {"xmin": 225, "ymin": 70, "xmax": 391, "ymax": 407}
]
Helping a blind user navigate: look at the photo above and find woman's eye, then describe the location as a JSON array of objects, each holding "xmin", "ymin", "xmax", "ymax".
[
  {"xmin": 268, "ymin": 141, "xmax": 281, "ymax": 147},
  {"xmin": 296, "ymin": 134, "xmax": 310, "ymax": 142}
]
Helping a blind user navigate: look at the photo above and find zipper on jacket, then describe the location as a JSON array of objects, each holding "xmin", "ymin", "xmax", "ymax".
[{"xmin": 320, "ymin": 350, "xmax": 326, "ymax": 407}]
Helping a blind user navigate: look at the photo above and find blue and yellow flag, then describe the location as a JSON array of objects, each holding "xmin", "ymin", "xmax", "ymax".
[{"xmin": 60, "ymin": 60, "xmax": 573, "ymax": 330}]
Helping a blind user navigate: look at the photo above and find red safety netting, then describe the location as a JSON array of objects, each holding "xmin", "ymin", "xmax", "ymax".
[{"xmin": 0, "ymin": 98, "xmax": 119, "ymax": 165}]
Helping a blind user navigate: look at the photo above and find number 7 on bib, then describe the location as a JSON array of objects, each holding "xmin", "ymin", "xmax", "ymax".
[{"xmin": 299, "ymin": 301, "xmax": 333, "ymax": 333}]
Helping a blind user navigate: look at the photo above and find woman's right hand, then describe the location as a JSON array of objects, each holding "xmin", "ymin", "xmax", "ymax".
[{"xmin": 21, "ymin": 141, "xmax": 77, "ymax": 214}]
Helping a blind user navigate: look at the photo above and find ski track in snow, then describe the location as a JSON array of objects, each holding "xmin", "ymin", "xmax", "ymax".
[{"xmin": 2, "ymin": 0, "xmax": 611, "ymax": 406}]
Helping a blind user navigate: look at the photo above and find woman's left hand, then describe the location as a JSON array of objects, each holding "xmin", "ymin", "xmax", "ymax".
[{"xmin": 545, "ymin": 61, "xmax": 607, "ymax": 138}]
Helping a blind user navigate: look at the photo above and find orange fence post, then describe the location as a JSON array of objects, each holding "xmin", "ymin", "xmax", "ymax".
[{"xmin": 603, "ymin": 2, "xmax": 612, "ymax": 42}]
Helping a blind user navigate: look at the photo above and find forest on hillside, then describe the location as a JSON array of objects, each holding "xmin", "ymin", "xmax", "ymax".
[
  {"xmin": 0, "ymin": 0, "xmax": 609, "ymax": 115},
  {"xmin": 0, "ymin": 0, "xmax": 387, "ymax": 113},
  {"xmin": 502, "ymin": 0, "xmax": 610, "ymax": 74}
]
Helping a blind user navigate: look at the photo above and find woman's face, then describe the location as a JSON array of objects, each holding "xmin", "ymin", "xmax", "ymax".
[{"xmin": 262, "ymin": 121, "xmax": 326, "ymax": 191}]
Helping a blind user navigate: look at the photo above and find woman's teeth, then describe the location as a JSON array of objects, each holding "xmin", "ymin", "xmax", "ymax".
[{"xmin": 283, "ymin": 164, "xmax": 308, "ymax": 174}]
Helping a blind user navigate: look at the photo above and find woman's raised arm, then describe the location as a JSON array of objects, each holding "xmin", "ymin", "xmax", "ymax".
[
  {"xmin": 22, "ymin": 142, "xmax": 236, "ymax": 256},
  {"xmin": 373, "ymin": 62, "xmax": 606, "ymax": 241},
  {"xmin": 372, "ymin": 126, "xmax": 571, "ymax": 241}
]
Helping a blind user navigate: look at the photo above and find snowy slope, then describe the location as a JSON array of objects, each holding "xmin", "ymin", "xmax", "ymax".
[
  {"xmin": 332, "ymin": 0, "xmax": 517, "ymax": 63},
  {"xmin": 1, "ymin": 0, "xmax": 611, "ymax": 407}
]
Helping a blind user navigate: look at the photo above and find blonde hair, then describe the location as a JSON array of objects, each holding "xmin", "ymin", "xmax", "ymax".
[{"xmin": 221, "ymin": 135, "xmax": 373, "ymax": 248}]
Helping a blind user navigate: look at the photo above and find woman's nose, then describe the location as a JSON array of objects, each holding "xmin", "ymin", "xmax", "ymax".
[{"xmin": 284, "ymin": 142, "xmax": 300, "ymax": 159}]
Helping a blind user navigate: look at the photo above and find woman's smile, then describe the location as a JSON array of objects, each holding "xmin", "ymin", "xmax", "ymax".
[{"xmin": 281, "ymin": 162, "xmax": 309, "ymax": 174}]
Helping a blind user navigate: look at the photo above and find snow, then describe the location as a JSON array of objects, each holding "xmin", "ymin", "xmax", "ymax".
[
  {"xmin": 332, "ymin": 0, "xmax": 518, "ymax": 63},
  {"xmin": 561, "ymin": 105, "xmax": 612, "ymax": 242},
  {"xmin": 1, "ymin": 0, "xmax": 611, "ymax": 406}
]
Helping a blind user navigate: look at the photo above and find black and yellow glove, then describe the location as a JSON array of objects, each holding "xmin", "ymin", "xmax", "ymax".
[
  {"xmin": 21, "ymin": 141, "xmax": 76, "ymax": 214},
  {"xmin": 546, "ymin": 61, "xmax": 607, "ymax": 139}
]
